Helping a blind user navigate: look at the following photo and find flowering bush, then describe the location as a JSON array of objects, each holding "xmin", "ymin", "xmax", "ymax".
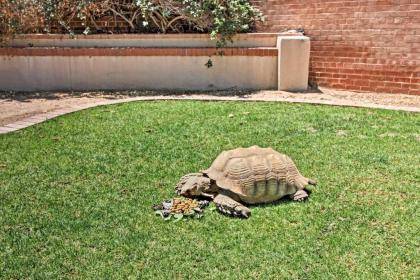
[{"xmin": 0, "ymin": 0, "xmax": 263, "ymax": 46}]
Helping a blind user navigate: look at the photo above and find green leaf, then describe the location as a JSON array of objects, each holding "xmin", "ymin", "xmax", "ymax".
[
  {"xmin": 173, "ymin": 213, "xmax": 184, "ymax": 222},
  {"xmin": 155, "ymin": 210, "xmax": 163, "ymax": 218}
]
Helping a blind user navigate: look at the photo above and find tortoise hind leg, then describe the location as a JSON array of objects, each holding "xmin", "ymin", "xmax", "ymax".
[{"xmin": 213, "ymin": 193, "xmax": 251, "ymax": 218}]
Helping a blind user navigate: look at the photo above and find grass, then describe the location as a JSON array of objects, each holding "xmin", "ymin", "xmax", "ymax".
[{"xmin": 0, "ymin": 101, "xmax": 419, "ymax": 279}]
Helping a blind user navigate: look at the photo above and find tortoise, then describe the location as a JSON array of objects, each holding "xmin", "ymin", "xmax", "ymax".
[{"xmin": 175, "ymin": 146, "xmax": 317, "ymax": 218}]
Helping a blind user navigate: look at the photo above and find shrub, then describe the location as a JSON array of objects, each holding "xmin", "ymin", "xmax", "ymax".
[
  {"xmin": 0, "ymin": 0, "xmax": 44, "ymax": 36},
  {"xmin": 0, "ymin": 0, "xmax": 263, "ymax": 46}
]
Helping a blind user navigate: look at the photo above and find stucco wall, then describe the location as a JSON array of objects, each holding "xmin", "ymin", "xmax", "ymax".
[{"xmin": 0, "ymin": 55, "xmax": 277, "ymax": 91}]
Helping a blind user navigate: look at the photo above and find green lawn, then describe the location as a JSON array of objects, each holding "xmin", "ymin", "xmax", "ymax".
[{"xmin": 0, "ymin": 101, "xmax": 419, "ymax": 279}]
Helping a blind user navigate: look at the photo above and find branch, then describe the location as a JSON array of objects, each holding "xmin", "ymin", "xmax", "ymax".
[{"xmin": 107, "ymin": 6, "xmax": 135, "ymax": 30}]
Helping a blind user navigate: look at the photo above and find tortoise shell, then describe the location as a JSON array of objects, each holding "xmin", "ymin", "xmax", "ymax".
[{"xmin": 204, "ymin": 146, "xmax": 307, "ymax": 204}]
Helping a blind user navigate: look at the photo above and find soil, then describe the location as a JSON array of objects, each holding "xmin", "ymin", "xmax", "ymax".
[{"xmin": 1, "ymin": 88, "xmax": 419, "ymax": 126}]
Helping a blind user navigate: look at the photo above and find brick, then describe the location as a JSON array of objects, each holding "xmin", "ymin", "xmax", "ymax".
[
  {"xmin": 0, "ymin": 127, "xmax": 17, "ymax": 133},
  {"xmin": 5, "ymin": 123, "xmax": 27, "ymax": 129},
  {"xmin": 251, "ymin": 0, "xmax": 419, "ymax": 94},
  {"xmin": 0, "ymin": 47, "xmax": 277, "ymax": 57}
]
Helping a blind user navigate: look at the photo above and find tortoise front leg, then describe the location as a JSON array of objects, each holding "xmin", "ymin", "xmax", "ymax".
[
  {"xmin": 289, "ymin": 189, "xmax": 309, "ymax": 202},
  {"xmin": 213, "ymin": 193, "xmax": 251, "ymax": 218}
]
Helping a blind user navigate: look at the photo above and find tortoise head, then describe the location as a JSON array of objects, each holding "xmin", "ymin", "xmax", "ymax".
[{"xmin": 175, "ymin": 173, "xmax": 212, "ymax": 198}]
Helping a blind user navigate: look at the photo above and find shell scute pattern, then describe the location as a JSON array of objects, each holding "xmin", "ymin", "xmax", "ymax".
[
  {"xmin": 222, "ymin": 157, "xmax": 253, "ymax": 195},
  {"xmin": 206, "ymin": 146, "xmax": 304, "ymax": 204}
]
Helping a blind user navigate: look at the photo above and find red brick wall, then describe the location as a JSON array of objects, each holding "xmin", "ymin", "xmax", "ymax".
[
  {"xmin": 252, "ymin": 0, "xmax": 419, "ymax": 95},
  {"xmin": 68, "ymin": 16, "xmax": 130, "ymax": 34}
]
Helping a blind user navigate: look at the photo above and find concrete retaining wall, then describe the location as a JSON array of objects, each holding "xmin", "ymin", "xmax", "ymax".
[{"xmin": 0, "ymin": 33, "xmax": 310, "ymax": 92}]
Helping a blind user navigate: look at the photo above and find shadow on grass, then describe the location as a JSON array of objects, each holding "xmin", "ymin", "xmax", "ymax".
[{"xmin": 247, "ymin": 188, "xmax": 314, "ymax": 209}]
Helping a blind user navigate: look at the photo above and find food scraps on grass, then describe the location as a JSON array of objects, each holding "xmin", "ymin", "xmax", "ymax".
[{"xmin": 153, "ymin": 198, "xmax": 210, "ymax": 221}]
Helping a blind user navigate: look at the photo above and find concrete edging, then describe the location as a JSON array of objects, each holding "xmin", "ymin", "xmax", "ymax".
[{"xmin": 1, "ymin": 95, "xmax": 418, "ymax": 135}]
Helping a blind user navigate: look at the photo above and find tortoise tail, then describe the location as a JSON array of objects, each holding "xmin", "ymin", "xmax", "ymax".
[
  {"xmin": 296, "ymin": 175, "xmax": 317, "ymax": 189},
  {"xmin": 308, "ymin": 178, "xmax": 317, "ymax": 186}
]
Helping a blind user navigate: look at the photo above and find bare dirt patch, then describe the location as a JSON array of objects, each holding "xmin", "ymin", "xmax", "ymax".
[
  {"xmin": 0, "ymin": 92, "xmax": 130, "ymax": 126},
  {"xmin": 1, "ymin": 88, "xmax": 419, "ymax": 126}
]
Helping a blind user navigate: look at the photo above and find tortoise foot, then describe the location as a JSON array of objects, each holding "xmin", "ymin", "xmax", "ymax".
[
  {"xmin": 214, "ymin": 193, "xmax": 251, "ymax": 218},
  {"xmin": 217, "ymin": 204, "xmax": 251, "ymax": 218},
  {"xmin": 290, "ymin": 190, "xmax": 309, "ymax": 202}
]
